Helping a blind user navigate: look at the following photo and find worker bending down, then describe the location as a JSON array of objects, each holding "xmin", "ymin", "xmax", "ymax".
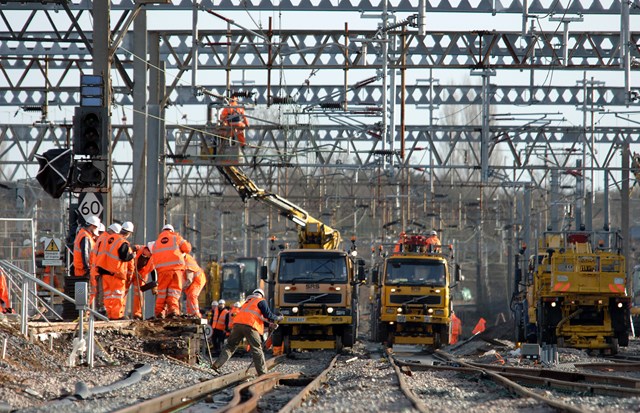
[
  {"xmin": 152, "ymin": 224, "xmax": 191, "ymax": 318},
  {"xmin": 183, "ymin": 253, "xmax": 206, "ymax": 318},
  {"xmin": 212, "ymin": 289, "xmax": 282, "ymax": 376}
]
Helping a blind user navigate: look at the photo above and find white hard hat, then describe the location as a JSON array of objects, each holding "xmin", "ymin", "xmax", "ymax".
[
  {"xmin": 23, "ymin": 239, "xmax": 31, "ymax": 246},
  {"xmin": 429, "ymin": 230, "xmax": 437, "ymax": 236},
  {"xmin": 147, "ymin": 241, "xmax": 155, "ymax": 252},
  {"xmin": 98, "ymin": 223, "xmax": 106, "ymax": 233},
  {"xmin": 121, "ymin": 221, "xmax": 134, "ymax": 233},
  {"xmin": 218, "ymin": 299, "xmax": 226, "ymax": 305},
  {"xmin": 86, "ymin": 215, "xmax": 101, "ymax": 227},
  {"xmin": 233, "ymin": 302, "xmax": 241, "ymax": 308},
  {"xmin": 162, "ymin": 224, "xmax": 174, "ymax": 232},
  {"xmin": 108, "ymin": 223, "xmax": 122, "ymax": 233},
  {"xmin": 211, "ymin": 300, "xmax": 218, "ymax": 307},
  {"xmin": 253, "ymin": 288, "xmax": 265, "ymax": 297}
]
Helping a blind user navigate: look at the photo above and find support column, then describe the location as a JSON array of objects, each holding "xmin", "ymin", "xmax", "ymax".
[
  {"xmin": 147, "ymin": 32, "xmax": 160, "ymax": 235},
  {"xmin": 133, "ymin": 10, "xmax": 148, "ymax": 243},
  {"xmin": 93, "ymin": 0, "xmax": 111, "ymax": 222}
]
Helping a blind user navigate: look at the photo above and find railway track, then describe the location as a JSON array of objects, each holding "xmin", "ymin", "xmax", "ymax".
[
  {"xmin": 389, "ymin": 348, "xmax": 640, "ymax": 412},
  {"xmin": 113, "ymin": 352, "xmax": 341, "ymax": 413}
]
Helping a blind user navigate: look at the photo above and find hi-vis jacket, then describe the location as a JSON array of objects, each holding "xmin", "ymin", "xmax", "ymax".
[
  {"xmin": 152, "ymin": 230, "xmax": 191, "ymax": 272},
  {"xmin": 95, "ymin": 233, "xmax": 134, "ymax": 279},
  {"xmin": 73, "ymin": 227, "xmax": 95, "ymax": 276},
  {"xmin": 233, "ymin": 296, "xmax": 269, "ymax": 335}
]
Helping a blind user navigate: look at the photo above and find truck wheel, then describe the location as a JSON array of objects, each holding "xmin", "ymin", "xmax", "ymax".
[
  {"xmin": 283, "ymin": 335, "xmax": 291, "ymax": 355},
  {"xmin": 617, "ymin": 333, "xmax": 629, "ymax": 347},
  {"xmin": 335, "ymin": 334, "xmax": 344, "ymax": 353},
  {"xmin": 272, "ymin": 329, "xmax": 283, "ymax": 347},
  {"xmin": 343, "ymin": 325, "xmax": 355, "ymax": 347}
]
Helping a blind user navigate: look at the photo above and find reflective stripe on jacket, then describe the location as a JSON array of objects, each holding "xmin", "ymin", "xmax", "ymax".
[
  {"xmin": 233, "ymin": 296, "xmax": 267, "ymax": 335},
  {"xmin": 95, "ymin": 234, "xmax": 128, "ymax": 278},
  {"xmin": 152, "ymin": 230, "xmax": 191, "ymax": 271},
  {"xmin": 213, "ymin": 308, "xmax": 229, "ymax": 331}
]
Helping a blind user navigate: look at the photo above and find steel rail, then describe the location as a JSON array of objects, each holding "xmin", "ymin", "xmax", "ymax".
[
  {"xmin": 112, "ymin": 356, "xmax": 283, "ymax": 413},
  {"xmin": 278, "ymin": 354, "xmax": 339, "ymax": 413},
  {"xmin": 219, "ymin": 372, "xmax": 301, "ymax": 413},
  {"xmin": 575, "ymin": 362, "xmax": 640, "ymax": 372},
  {"xmin": 387, "ymin": 351, "xmax": 430, "ymax": 413},
  {"xmin": 434, "ymin": 350, "xmax": 583, "ymax": 413},
  {"xmin": 397, "ymin": 358, "xmax": 640, "ymax": 389},
  {"xmin": 497, "ymin": 371, "xmax": 640, "ymax": 398}
]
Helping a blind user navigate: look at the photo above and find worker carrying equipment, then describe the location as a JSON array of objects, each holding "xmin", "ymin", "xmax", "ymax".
[
  {"xmin": 212, "ymin": 290, "xmax": 283, "ymax": 376},
  {"xmin": 219, "ymin": 96, "xmax": 249, "ymax": 147}
]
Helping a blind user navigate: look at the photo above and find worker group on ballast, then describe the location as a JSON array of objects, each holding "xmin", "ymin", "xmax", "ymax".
[{"xmin": 72, "ymin": 215, "xmax": 207, "ymax": 320}]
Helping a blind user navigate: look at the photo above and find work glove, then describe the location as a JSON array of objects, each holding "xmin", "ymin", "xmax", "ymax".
[
  {"xmin": 268, "ymin": 322, "xmax": 279, "ymax": 330},
  {"xmin": 151, "ymin": 287, "xmax": 158, "ymax": 295},
  {"xmin": 275, "ymin": 315, "xmax": 284, "ymax": 322}
]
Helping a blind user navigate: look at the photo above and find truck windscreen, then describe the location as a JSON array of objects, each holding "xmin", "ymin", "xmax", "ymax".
[
  {"xmin": 385, "ymin": 259, "xmax": 446, "ymax": 286},
  {"xmin": 278, "ymin": 254, "xmax": 348, "ymax": 283}
]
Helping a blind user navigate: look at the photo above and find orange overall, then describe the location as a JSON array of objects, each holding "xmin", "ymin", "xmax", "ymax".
[
  {"xmin": 73, "ymin": 227, "xmax": 95, "ymax": 277},
  {"xmin": 0, "ymin": 268, "xmax": 10, "ymax": 312},
  {"xmin": 130, "ymin": 246, "xmax": 154, "ymax": 319},
  {"xmin": 183, "ymin": 254, "xmax": 206, "ymax": 318},
  {"xmin": 95, "ymin": 234, "xmax": 131, "ymax": 320},
  {"xmin": 152, "ymin": 229, "xmax": 191, "ymax": 317}
]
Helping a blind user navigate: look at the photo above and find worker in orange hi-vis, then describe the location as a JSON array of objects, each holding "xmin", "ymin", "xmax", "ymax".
[
  {"xmin": 0, "ymin": 268, "xmax": 12, "ymax": 313},
  {"xmin": 226, "ymin": 301, "xmax": 241, "ymax": 335},
  {"xmin": 73, "ymin": 215, "xmax": 101, "ymax": 277},
  {"xmin": 95, "ymin": 222, "xmax": 135, "ymax": 320},
  {"xmin": 450, "ymin": 312, "xmax": 463, "ymax": 345},
  {"xmin": 211, "ymin": 300, "xmax": 229, "ymax": 353},
  {"xmin": 129, "ymin": 243, "xmax": 154, "ymax": 320},
  {"xmin": 219, "ymin": 96, "xmax": 249, "ymax": 147},
  {"xmin": 472, "ymin": 317, "xmax": 487, "ymax": 335},
  {"xmin": 425, "ymin": 230, "xmax": 441, "ymax": 252},
  {"xmin": 183, "ymin": 253, "xmax": 207, "ymax": 318},
  {"xmin": 90, "ymin": 223, "xmax": 120, "ymax": 309},
  {"xmin": 152, "ymin": 224, "xmax": 191, "ymax": 319}
]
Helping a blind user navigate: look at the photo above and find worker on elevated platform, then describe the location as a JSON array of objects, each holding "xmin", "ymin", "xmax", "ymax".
[
  {"xmin": 220, "ymin": 96, "xmax": 249, "ymax": 147},
  {"xmin": 212, "ymin": 289, "xmax": 282, "ymax": 376},
  {"xmin": 426, "ymin": 230, "xmax": 441, "ymax": 252}
]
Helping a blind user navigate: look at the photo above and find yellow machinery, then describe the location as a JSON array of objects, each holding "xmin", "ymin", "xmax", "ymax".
[
  {"xmin": 211, "ymin": 135, "xmax": 366, "ymax": 353},
  {"xmin": 513, "ymin": 231, "xmax": 631, "ymax": 353},
  {"xmin": 370, "ymin": 233, "xmax": 460, "ymax": 348}
]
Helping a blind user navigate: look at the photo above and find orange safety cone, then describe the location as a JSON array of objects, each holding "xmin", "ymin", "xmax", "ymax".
[{"xmin": 471, "ymin": 317, "xmax": 486, "ymax": 335}]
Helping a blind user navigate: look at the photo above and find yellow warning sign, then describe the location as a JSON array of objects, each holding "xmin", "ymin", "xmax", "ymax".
[{"xmin": 45, "ymin": 239, "xmax": 59, "ymax": 252}]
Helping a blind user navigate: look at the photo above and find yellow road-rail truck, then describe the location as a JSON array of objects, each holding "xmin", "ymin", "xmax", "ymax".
[
  {"xmin": 513, "ymin": 231, "xmax": 631, "ymax": 353},
  {"xmin": 272, "ymin": 245, "xmax": 365, "ymax": 353},
  {"xmin": 212, "ymin": 134, "xmax": 366, "ymax": 353},
  {"xmin": 370, "ymin": 233, "xmax": 460, "ymax": 348}
]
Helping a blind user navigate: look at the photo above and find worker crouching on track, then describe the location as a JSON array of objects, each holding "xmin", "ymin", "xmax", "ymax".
[
  {"xmin": 212, "ymin": 289, "xmax": 283, "ymax": 376},
  {"xmin": 152, "ymin": 224, "xmax": 191, "ymax": 318}
]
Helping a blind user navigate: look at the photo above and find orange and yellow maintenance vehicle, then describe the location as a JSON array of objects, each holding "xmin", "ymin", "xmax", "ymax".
[
  {"xmin": 209, "ymin": 121, "xmax": 366, "ymax": 353},
  {"xmin": 513, "ymin": 230, "xmax": 631, "ymax": 353},
  {"xmin": 370, "ymin": 233, "xmax": 460, "ymax": 348}
]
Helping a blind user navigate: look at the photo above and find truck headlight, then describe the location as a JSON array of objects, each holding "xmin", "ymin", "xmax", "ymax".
[
  {"xmin": 292, "ymin": 306, "xmax": 299, "ymax": 314},
  {"xmin": 427, "ymin": 308, "xmax": 434, "ymax": 314},
  {"xmin": 396, "ymin": 307, "xmax": 403, "ymax": 313},
  {"xmin": 327, "ymin": 307, "xmax": 334, "ymax": 314},
  {"xmin": 551, "ymin": 302, "xmax": 556, "ymax": 308},
  {"xmin": 618, "ymin": 302, "xmax": 623, "ymax": 308}
]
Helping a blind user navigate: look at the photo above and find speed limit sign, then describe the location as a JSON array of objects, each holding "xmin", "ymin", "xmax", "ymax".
[{"xmin": 78, "ymin": 192, "xmax": 104, "ymax": 222}]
